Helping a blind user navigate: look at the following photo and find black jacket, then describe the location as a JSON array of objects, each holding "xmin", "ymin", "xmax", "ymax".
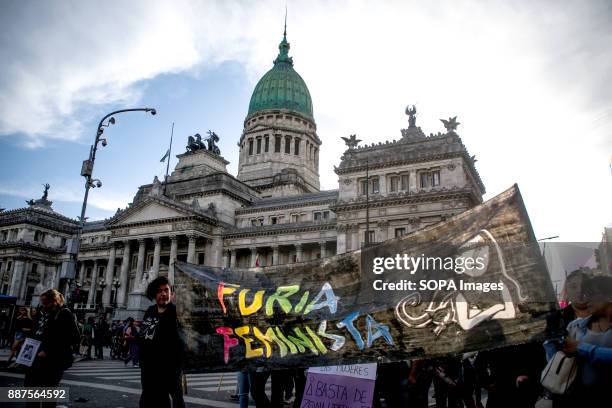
[
  {"xmin": 139, "ymin": 303, "xmax": 185, "ymax": 371},
  {"xmin": 35, "ymin": 306, "xmax": 80, "ymax": 371}
]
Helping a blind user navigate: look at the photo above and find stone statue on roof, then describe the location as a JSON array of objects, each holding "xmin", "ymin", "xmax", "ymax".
[
  {"xmin": 406, "ymin": 105, "xmax": 417, "ymax": 128},
  {"xmin": 42, "ymin": 183, "xmax": 50, "ymax": 201},
  {"xmin": 26, "ymin": 183, "xmax": 53, "ymax": 208},
  {"xmin": 206, "ymin": 130, "xmax": 221, "ymax": 155},
  {"xmin": 186, "ymin": 133, "xmax": 206, "ymax": 152},
  {"xmin": 440, "ymin": 116, "xmax": 460, "ymax": 133},
  {"xmin": 341, "ymin": 134, "xmax": 361, "ymax": 149}
]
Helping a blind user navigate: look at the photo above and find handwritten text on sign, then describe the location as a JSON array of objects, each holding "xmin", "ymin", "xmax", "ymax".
[{"xmin": 301, "ymin": 363, "xmax": 377, "ymax": 408}]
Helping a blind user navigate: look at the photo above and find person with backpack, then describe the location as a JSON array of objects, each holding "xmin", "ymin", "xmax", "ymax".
[{"xmin": 23, "ymin": 288, "xmax": 80, "ymax": 408}]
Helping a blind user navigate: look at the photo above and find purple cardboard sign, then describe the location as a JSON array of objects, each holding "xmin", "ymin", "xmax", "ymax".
[{"xmin": 301, "ymin": 364, "xmax": 377, "ymax": 408}]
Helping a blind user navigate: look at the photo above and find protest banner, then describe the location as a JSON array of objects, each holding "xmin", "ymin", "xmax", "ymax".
[
  {"xmin": 175, "ymin": 184, "xmax": 557, "ymax": 372},
  {"xmin": 301, "ymin": 364, "xmax": 377, "ymax": 408}
]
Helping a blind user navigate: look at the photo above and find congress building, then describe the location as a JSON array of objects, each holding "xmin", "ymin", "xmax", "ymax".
[{"xmin": 0, "ymin": 31, "xmax": 485, "ymax": 319}]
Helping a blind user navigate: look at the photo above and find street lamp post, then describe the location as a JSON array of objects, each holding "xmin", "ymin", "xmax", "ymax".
[
  {"xmin": 112, "ymin": 277, "xmax": 120, "ymax": 308},
  {"xmin": 67, "ymin": 108, "xmax": 156, "ymax": 302},
  {"xmin": 98, "ymin": 278, "xmax": 107, "ymax": 312}
]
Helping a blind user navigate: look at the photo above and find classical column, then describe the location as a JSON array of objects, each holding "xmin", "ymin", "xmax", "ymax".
[
  {"xmin": 230, "ymin": 249, "xmax": 236, "ymax": 268},
  {"xmin": 209, "ymin": 236, "xmax": 223, "ymax": 267},
  {"xmin": 18, "ymin": 261, "xmax": 31, "ymax": 301},
  {"xmin": 87, "ymin": 260, "xmax": 98, "ymax": 306},
  {"xmin": 352, "ymin": 226, "xmax": 360, "ymax": 251},
  {"xmin": 169, "ymin": 236, "xmax": 178, "ymax": 285},
  {"xmin": 187, "ymin": 235, "xmax": 197, "ymax": 264},
  {"xmin": 272, "ymin": 245, "xmax": 279, "ymax": 266},
  {"xmin": 9, "ymin": 259, "xmax": 25, "ymax": 297},
  {"xmin": 134, "ymin": 239, "xmax": 146, "ymax": 290},
  {"xmin": 0, "ymin": 260, "xmax": 7, "ymax": 288},
  {"xmin": 336, "ymin": 225, "xmax": 347, "ymax": 254},
  {"xmin": 222, "ymin": 250, "xmax": 228, "ymax": 268},
  {"xmin": 117, "ymin": 240, "xmax": 131, "ymax": 307},
  {"xmin": 51, "ymin": 264, "xmax": 60, "ymax": 290},
  {"xmin": 319, "ymin": 241, "xmax": 327, "ymax": 259},
  {"xmin": 151, "ymin": 237, "xmax": 161, "ymax": 281},
  {"xmin": 77, "ymin": 262, "xmax": 86, "ymax": 285},
  {"xmin": 203, "ymin": 238, "xmax": 212, "ymax": 265},
  {"xmin": 250, "ymin": 247, "xmax": 257, "ymax": 268},
  {"xmin": 103, "ymin": 243, "xmax": 116, "ymax": 307},
  {"xmin": 295, "ymin": 244, "xmax": 302, "ymax": 263}
]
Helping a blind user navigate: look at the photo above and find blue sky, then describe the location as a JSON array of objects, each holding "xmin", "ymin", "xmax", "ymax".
[{"xmin": 0, "ymin": 0, "xmax": 610, "ymax": 241}]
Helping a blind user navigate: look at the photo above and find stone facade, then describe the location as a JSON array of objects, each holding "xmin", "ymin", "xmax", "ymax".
[{"xmin": 0, "ymin": 35, "xmax": 485, "ymax": 320}]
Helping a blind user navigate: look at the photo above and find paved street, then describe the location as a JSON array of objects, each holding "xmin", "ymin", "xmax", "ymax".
[
  {"xmin": 0, "ymin": 353, "xmax": 252, "ymax": 407},
  {"xmin": 0, "ymin": 350, "xmax": 551, "ymax": 408}
]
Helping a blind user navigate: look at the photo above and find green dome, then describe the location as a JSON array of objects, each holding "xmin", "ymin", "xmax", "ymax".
[{"xmin": 247, "ymin": 34, "xmax": 313, "ymax": 119}]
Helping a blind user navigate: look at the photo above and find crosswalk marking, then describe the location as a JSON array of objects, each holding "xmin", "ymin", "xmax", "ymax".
[
  {"xmin": 97, "ymin": 375, "xmax": 142, "ymax": 380},
  {"xmin": 188, "ymin": 380, "xmax": 237, "ymax": 386},
  {"xmin": 193, "ymin": 385, "xmax": 237, "ymax": 392}
]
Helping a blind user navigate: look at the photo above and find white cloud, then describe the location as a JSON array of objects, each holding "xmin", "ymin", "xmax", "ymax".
[
  {"xmin": 1, "ymin": 0, "xmax": 610, "ymax": 240},
  {"xmin": 0, "ymin": 184, "xmax": 130, "ymax": 214}
]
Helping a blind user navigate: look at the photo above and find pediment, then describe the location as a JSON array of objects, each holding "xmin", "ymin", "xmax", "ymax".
[{"xmin": 112, "ymin": 201, "xmax": 190, "ymax": 226}]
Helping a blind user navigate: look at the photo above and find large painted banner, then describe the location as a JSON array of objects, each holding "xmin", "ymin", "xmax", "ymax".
[{"xmin": 175, "ymin": 184, "xmax": 556, "ymax": 372}]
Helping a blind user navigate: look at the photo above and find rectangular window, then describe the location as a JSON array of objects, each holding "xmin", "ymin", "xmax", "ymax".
[
  {"xmin": 198, "ymin": 253, "xmax": 205, "ymax": 265},
  {"xmin": 420, "ymin": 173, "xmax": 429, "ymax": 188},
  {"xmin": 314, "ymin": 211, "xmax": 322, "ymax": 221},
  {"xmin": 31, "ymin": 263, "xmax": 38, "ymax": 274},
  {"xmin": 275, "ymin": 136, "xmax": 281, "ymax": 152},
  {"xmin": 248, "ymin": 139, "xmax": 254, "ymax": 155},
  {"xmin": 291, "ymin": 213, "xmax": 299, "ymax": 223},
  {"xmin": 432, "ymin": 170, "xmax": 440, "ymax": 186},
  {"xmin": 360, "ymin": 180, "xmax": 368, "ymax": 195},
  {"xmin": 401, "ymin": 174, "xmax": 409, "ymax": 191},
  {"xmin": 395, "ymin": 228, "xmax": 406, "ymax": 238},
  {"xmin": 7, "ymin": 261, "xmax": 12, "ymax": 272},
  {"xmin": 364, "ymin": 230, "xmax": 376, "ymax": 244},
  {"xmin": 270, "ymin": 216, "xmax": 277, "ymax": 225},
  {"xmin": 372, "ymin": 178, "xmax": 379, "ymax": 194},
  {"xmin": 285, "ymin": 137, "xmax": 291, "ymax": 154},
  {"xmin": 60, "ymin": 237, "xmax": 66, "ymax": 247},
  {"xmin": 389, "ymin": 176, "xmax": 398, "ymax": 192},
  {"xmin": 323, "ymin": 211, "xmax": 330, "ymax": 220},
  {"xmin": 256, "ymin": 138, "xmax": 261, "ymax": 154},
  {"xmin": 264, "ymin": 136, "xmax": 269, "ymax": 152},
  {"xmin": 294, "ymin": 138, "xmax": 300, "ymax": 155}
]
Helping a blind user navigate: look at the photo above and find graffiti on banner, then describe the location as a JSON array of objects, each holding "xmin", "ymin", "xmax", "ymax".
[{"xmin": 174, "ymin": 184, "xmax": 557, "ymax": 372}]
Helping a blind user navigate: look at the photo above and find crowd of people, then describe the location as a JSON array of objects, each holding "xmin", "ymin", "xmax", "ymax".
[{"xmin": 1, "ymin": 270, "xmax": 610, "ymax": 408}]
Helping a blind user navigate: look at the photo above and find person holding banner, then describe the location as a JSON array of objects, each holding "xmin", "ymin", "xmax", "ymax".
[
  {"xmin": 560, "ymin": 275, "xmax": 612, "ymax": 407},
  {"xmin": 139, "ymin": 276, "xmax": 186, "ymax": 408},
  {"xmin": 23, "ymin": 288, "xmax": 80, "ymax": 408}
]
